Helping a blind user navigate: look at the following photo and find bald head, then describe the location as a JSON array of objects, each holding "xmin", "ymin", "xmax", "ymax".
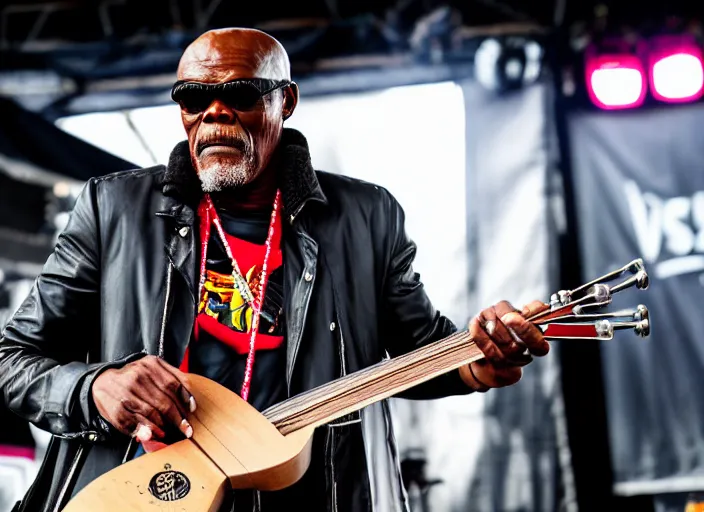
[{"xmin": 177, "ymin": 28, "xmax": 291, "ymax": 83}]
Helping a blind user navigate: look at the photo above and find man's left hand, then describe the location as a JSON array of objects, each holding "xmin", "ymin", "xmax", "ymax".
[{"xmin": 460, "ymin": 300, "xmax": 550, "ymax": 391}]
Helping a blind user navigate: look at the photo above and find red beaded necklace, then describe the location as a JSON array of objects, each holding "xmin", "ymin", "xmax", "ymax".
[{"xmin": 196, "ymin": 189, "xmax": 281, "ymax": 402}]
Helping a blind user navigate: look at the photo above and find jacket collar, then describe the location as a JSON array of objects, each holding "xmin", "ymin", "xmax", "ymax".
[{"xmin": 161, "ymin": 127, "xmax": 327, "ymax": 222}]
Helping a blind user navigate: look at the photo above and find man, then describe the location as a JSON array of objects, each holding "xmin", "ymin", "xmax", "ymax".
[{"xmin": 0, "ymin": 27, "xmax": 549, "ymax": 512}]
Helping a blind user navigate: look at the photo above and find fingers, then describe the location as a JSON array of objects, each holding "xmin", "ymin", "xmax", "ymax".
[
  {"xmin": 492, "ymin": 300, "xmax": 518, "ymax": 319},
  {"xmin": 465, "ymin": 298, "xmax": 551, "ymax": 391},
  {"xmin": 475, "ymin": 301, "xmax": 532, "ymax": 365},
  {"xmin": 129, "ymin": 377, "xmax": 193, "ymax": 439},
  {"xmin": 521, "ymin": 300, "xmax": 550, "ymax": 319},
  {"xmin": 91, "ymin": 357, "xmax": 198, "ymax": 441},
  {"xmin": 107, "ymin": 356, "xmax": 194, "ymax": 439},
  {"xmin": 154, "ymin": 357, "xmax": 197, "ymax": 413},
  {"xmin": 468, "ymin": 315, "xmax": 504, "ymax": 365},
  {"xmin": 131, "ymin": 413, "xmax": 165, "ymax": 441},
  {"xmin": 109, "ymin": 401, "xmax": 165, "ymax": 439},
  {"xmin": 474, "ymin": 359, "xmax": 523, "ymax": 387},
  {"xmin": 469, "ymin": 300, "xmax": 550, "ymax": 364},
  {"xmin": 136, "ymin": 358, "xmax": 194, "ymax": 438},
  {"xmin": 502, "ymin": 311, "xmax": 550, "ymax": 356},
  {"xmin": 142, "ymin": 439, "xmax": 169, "ymax": 453},
  {"xmin": 120, "ymin": 396, "xmax": 166, "ymax": 435}
]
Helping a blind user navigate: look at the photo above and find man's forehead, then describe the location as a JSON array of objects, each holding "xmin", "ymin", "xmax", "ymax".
[{"xmin": 177, "ymin": 31, "xmax": 289, "ymax": 82}]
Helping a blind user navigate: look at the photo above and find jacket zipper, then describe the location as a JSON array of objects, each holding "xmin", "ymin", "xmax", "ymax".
[
  {"xmin": 324, "ymin": 427, "xmax": 338, "ymax": 512},
  {"xmin": 328, "ymin": 310, "xmax": 346, "ymax": 512},
  {"xmin": 331, "ymin": 433, "xmax": 338, "ymax": 512},
  {"xmin": 336, "ymin": 310, "xmax": 347, "ymax": 377},
  {"xmin": 158, "ymin": 262, "xmax": 174, "ymax": 359}
]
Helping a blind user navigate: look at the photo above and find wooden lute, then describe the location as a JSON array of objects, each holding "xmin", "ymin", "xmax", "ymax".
[{"xmin": 62, "ymin": 259, "xmax": 650, "ymax": 511}]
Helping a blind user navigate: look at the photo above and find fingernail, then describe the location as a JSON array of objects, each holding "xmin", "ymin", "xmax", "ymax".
[
  {"xmin": 501, "ymin": 312, "xmax": 522, "ymax": 327},
  {"xmin": 485, "ymin": 320, "xmax": 496, "ymax": 336},
  {"xmin": 189, "ymin": 395, "xmax": 197, "ymax": 412},
  {"xmin": 136, "ymin": 424, "xmax": 152, "ymax": 442},
  {"xmin": 181, "ymin": 419, "xmax": 193, "ymax": 438}
]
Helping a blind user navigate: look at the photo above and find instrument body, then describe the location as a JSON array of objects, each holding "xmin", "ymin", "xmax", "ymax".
[{"xmin": 63, "ymin": 375, "xmax": 316, "ymax": 511}]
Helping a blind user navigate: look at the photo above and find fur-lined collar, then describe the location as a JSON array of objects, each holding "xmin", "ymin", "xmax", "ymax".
[{"xmin": 162, "ymin": 127, "xmax": 327, "ymax": 221}]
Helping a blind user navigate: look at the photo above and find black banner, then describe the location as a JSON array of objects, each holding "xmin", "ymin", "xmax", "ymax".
[{"xmin": 568, "ymin": 105, "xmax": 704, "ymax": 495}]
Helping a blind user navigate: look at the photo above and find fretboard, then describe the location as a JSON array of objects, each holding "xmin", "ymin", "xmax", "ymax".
[{"xmin": 262, "ymin": 330, "xmax": 484, "ymax": 435}]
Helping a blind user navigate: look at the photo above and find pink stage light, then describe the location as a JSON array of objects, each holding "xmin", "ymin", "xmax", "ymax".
[
  {"xmin": 648, "ymin": 36, "xmax": 704, "ymax": 103},
  {"xmin": 585, "ymin": 52, "xmax": 647, "ymax": 110}
]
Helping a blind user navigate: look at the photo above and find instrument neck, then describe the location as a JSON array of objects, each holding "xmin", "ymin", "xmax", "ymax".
[{"xmin": 262, "ymin": 330, "xmax": 484, "ymax": 435}]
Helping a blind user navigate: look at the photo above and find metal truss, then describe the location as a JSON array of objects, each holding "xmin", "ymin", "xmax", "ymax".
[
  {"xmin": 0, "ymin": 0, "xmax": 128, "ymax": 50},
  {"xmin": 0, "ymin": 0, "xmax": 558, "ymax": 51}
]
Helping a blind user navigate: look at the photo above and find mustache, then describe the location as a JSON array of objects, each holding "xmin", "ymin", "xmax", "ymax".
[{"xmin": 196, "ymin": 133, "xmax": 249, "ymax": 155}]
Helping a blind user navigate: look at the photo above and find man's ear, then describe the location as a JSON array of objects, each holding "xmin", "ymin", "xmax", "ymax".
[{"xmin": 282, "ymin": 82, "xmax": 299, "ymax": 120}]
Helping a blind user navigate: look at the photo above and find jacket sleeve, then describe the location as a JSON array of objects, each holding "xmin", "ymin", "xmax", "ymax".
[
  {"xmin": 0, "ymin": 178, "xmax": 140, "ymax": 438},
  {"xmin": 378, "ymin": 188, "xmax": 474, "ymax": 400}
]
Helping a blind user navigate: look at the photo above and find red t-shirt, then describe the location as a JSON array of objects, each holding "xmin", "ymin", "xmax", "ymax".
[{"xmin": 181, "ymin": 207, "xmax": 286, "ymax": 411}]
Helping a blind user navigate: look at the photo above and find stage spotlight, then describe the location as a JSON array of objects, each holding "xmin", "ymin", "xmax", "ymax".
[
  {"xmin": 585, "ymin": 43, "xmax": 647, "ymax": 110},
  {"xmin": 474, "ymin": 36, "xmax": 543, "ymax": 92},
  {"xmin": 648, "ymin": 35, "xmax": 704, "ymax": 103}
]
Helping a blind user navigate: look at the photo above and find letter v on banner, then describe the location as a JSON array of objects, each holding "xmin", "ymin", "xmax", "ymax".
[
  {"xmin": 623, "ymin": 180, "xmax": 663, "ymax": 263},
  {"xmin": 624, "ymin": 179, "xmax": 704, "ymax": 280}
]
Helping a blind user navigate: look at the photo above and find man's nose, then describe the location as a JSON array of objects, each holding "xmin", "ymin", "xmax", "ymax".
[{"xmin": 202, "ymin": 98, "xmax": 236, "ymax": 124}]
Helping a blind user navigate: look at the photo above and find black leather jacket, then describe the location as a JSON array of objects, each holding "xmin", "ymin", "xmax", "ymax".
[{"xmin": 0, "ymin": 128, "xmax": 473, "ymax": 512}]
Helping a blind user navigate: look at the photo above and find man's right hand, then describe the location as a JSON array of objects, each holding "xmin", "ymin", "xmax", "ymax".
[{"xmin": 91, "ymin": 355, "xmax": 196, "ymax": 444}]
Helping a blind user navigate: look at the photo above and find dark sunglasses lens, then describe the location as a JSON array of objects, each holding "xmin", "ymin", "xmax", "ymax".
[
  {"xmin": 221, "ymin": 83, "xmax": 263, "ymax": 110},
  {"xmin": 175, "ymin": 88, "xmax": 213, "ymax": 114}
]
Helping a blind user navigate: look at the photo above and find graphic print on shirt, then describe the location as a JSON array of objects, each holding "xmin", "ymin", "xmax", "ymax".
[
  {"xmin": 199, "ymin": 265, "xmax": 283, "ymax": 335},
  {"xmin": 195, "ymin": 229, "xmax": 285, "ymax": 355}
]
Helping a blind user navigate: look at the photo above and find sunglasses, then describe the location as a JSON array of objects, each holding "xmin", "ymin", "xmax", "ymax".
[{"xmin": 171, "ymin": 78, "xmax": 292, "ymax": 114}]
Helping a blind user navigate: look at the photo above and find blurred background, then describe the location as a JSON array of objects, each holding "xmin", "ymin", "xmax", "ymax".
[{"xmin": 1, "ymin": 0, "xmax": 704, "ymax": 511}]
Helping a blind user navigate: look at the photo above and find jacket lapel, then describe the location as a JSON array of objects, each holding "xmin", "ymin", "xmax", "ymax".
[
  {"xmin": 156, "ymin": 199, "xmax": 197, "ymax": 303},
  {"xmin": 152, "ymin": 195, "xmax": 197, "ymax": 366},
  {"xmin": 282, "ymin": 224, "xmax": 319, "ymax": 395}
]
